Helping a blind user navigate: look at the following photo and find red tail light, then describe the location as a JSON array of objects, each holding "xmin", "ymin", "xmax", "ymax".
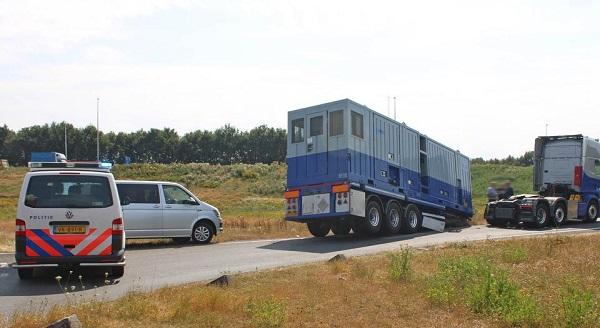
[
  {"xmin": 15, "ymin": 219, "xmax": 26, "ymax": 237},
  {"xmin": 112, "ymin": 217, "xmax": 124, "ymax": 235},
  {"xmin": 574, "ymin": 166, "xmax": 583, "ymax": 187}
]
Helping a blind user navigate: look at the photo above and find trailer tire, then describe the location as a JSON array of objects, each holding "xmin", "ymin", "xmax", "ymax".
[
  {"xmin": 533, "ymin": 204, "xmax": 549, "ymax": 228},
  {"xmin": 550, "ymin": 203, "xmax": 566, "ymax": 226},
  {"xmin": 584, "ymin": 200, "xmax": 599, "ymax": 223},
  {"xmin": 331, "ymin": 221, "xmax": 352, "ymax": 235},
  {"xmin": 307, "ymin": 221, "xmax": 331, "ymax": 237},
  {"xmin": 383, "ymin": 201, "xmax": 402, "ymax": 234},
  {"xmin": 359, "ymin": 200, "xmax": 384, "ymax": 235},
  {"xmin": 401, "ymin": 204, "xmax": 422, "ymax": 234}
]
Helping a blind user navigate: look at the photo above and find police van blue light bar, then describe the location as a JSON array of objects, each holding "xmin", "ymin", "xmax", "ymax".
[{"xmin": 28, "ymin": 162, "xmax": 113, "ymax": 171}]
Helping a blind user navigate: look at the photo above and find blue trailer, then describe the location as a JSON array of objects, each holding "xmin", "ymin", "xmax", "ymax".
[
  {"xmin": 30, "ymin": 152, "xmax": 67, "ymax": 162},
  {"xmin": 284, "ymin": 99, "xmax": 473, "ymax": 237}
]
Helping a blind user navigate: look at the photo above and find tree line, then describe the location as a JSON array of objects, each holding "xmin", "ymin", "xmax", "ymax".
[
  {"xmin": 0, "ymin": 123, "xmax": 286, "ymax": 166},
  {"xmin": 470, "ymin": 151, "xmax": 534, "ymax": 166}
]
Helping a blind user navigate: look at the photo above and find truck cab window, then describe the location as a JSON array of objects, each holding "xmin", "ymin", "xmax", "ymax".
[
  {"xmin": 309, "ymin": 116, "xmax": 323, "ymax": 136},
  {"xmin": 329, "ymin": 110, "xmax": 344, "ymax": 136},
  {"xmin": 351, "ymin": 111, "xmax": 363, "ymax": 138},
  {"xmin": 291, "ymin": 118, "xmax": 304, "ymax": 143}
]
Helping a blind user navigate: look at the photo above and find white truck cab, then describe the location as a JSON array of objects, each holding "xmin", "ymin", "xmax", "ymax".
[{"xmin": 13, "ymin": 162, "xmax": 126, "ymax": 279}]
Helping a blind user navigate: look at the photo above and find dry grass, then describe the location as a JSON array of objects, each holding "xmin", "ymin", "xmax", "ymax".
[{"xmin": 6, "ymin": 233, "xmax": 600, "ymax": 328}]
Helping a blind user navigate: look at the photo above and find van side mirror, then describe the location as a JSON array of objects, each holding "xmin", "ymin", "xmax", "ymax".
[
  {"xmin": 183, "ymin": 199, "xmax": 198, "ymax": 206},
  {"xmin": 120, "ymin": 198, "xmax": 130, "ymax": 206}
]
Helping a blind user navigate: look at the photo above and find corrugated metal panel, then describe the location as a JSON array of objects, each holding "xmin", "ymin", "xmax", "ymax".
[
  {"xmin": 400, "ymin": 125, "xmax": 419, "ymax": 172},
  {"xmin": 372, "ymin": 114, "xmax": 400, "ymax": 165},
  {"xmin": 456, "ymin": 154, "xmax": 471, "ymax": 193},
  {"xmin": 426, "ymin": 138, "xmax": 456, "ymax": 185}
]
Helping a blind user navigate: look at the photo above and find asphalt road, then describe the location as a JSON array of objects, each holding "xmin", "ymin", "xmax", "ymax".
[{"xmin": 2, "ymin": 221, "xmax": 600, "ymax": 316}]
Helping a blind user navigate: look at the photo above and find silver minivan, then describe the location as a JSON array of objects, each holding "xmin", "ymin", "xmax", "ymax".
[{"xmin": 116, "ymin": 180, "xmax": 222, "ymax": 244}]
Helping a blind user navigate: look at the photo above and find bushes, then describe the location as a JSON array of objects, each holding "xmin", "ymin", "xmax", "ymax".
[
  {"xmin": 245, "ymin": 298, "xmax": 286, "ymax": 328},
  {"xmin": 561, "ymin": 283, "xmax": 599, "ymax": 328},
  {"xmin": 389, "ymin": 248, "xmax": 412, "ymax": 281}
]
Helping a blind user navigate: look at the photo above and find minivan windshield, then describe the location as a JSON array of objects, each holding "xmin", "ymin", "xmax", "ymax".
[{"xmin": 25, "ymin": 175, "xmax": 113, "ymax": 208}]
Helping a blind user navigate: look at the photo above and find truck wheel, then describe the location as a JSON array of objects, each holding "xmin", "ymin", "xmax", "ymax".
[
  {"xmin": 486, "ymin": 218, "xmax": 506, "ymax": 227},
  {"xmin": 17, "ymin": 268, "xmax": 34, "ymax": 280},
  {"xmin": 534, "ymin": 204, "xmax": 549, "ymax": 228},
  {"xmin": 383, "ymin": 202, "xmax": 402, "ymax": 234},
  {"xmin": 111, "ymin": 266, "xmax": 125, "ymax": 278},
  {"xmin": 584, "ymin": 201, "xmax": 599, "ymax": 223},
  {"xmin": 331, "ymin": 221, "xmax": 351, "ymax": 235},
  {"xmin": 192, "ymin": 221, "xmax": 214, "ymax": 244},
  {"xmin": 550, "ymin": 203, "xmax": 566, "ymax": 226},
  {"xmin": 359, "ymin": 200, "xmax": 384, "ymax": 235},
  {"xmin": 401, "ymin": 204, "xmax": 422, "ymax": 234},
  {"xmin": 307, "ymin": 221, "xmax": 331, "ymax": 237}
]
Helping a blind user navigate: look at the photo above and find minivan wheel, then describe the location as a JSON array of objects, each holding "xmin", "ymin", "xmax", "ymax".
[
  {"xmin": 17, "ymin": 268, "xmax": 34, "ymax": 280},
  {"xmin": 192, "ymin": 221, "xmax": 214, "ymax": 244}
]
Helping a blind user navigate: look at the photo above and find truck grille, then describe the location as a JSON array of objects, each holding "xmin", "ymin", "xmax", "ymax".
[{"xmin": 495, "ymin": 207, "xmax": 514, "ymax": 219}]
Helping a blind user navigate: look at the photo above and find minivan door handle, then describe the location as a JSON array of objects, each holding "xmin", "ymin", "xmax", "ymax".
[
  {"xmin": 165, "ymin": 205, "xmax": 172, "ymax": 209},
  {"xmin": 152, "ymin": 205, "xmax": 160, "ymax": 209}
]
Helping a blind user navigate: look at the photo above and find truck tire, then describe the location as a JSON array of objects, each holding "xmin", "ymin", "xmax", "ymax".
[
  {"xmin": 584, "ymin": 200, "xmax": 598, "ymax": 223},
  {"xmin": 17, "ymin": 268, "xmax": 34, "ymax": 280},
  {"xmin": 550, "ymin": 203, "xmax": 566, "ymax": 226},
  {"xmin": 383, "ymin": 202, "xmax": 402, "ymax": 234},
  {"xmin": 401, "ymin": 204, "xmax": 422, "ymax": 234},
  {"xmin": 358, "ymin": 200, "xmax": 384, "ymax": 235},
  {"xmin": 533, "ymin": 204, "xmax": 549, "ymax": 228},
  {"xmin": 307, "ymin": 221, "xmax": 331, "ymax": 237},
  {"xmin": 331, "ymin": 221, "xmax": 351, "ymax": 235}
]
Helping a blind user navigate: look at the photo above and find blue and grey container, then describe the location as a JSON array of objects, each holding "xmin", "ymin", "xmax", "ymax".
[{"xmin": 284, "ymin": 99, "xmax": 472, "ymax": 237}]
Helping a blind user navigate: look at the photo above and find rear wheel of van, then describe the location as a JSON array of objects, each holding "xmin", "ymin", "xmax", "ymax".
[
  {"xmin": 550, "ymin": 203, "xmax": 566, "ymax": 227},
  {"xmin": 584, "ymin": 200, "xmax": 599, "ymax": 223},
  {"xmin": 192, "ymin": 221, "xmax": 214, "ymax": 244},
  {"xmin": 359, "ymin": 200, "xmax": 384, "ymax": 235},
  {"xmin": 331, "ymin": 221, "xmax": 351, "ymax": 236},
  {"xmin": 17, "ymin": 268, "xmax": 34, "ymax": 280},
  {"xmin": 307, "ymin": 221, "xmax": 331, "ymax": 237},
  {"xmin": 111, "ymin": 266, "xmax": 124, "ymax": 278},
  {"xmin": 401, "ymin": 204, "xmax": 422, "ymax": 234},
  {"xmin": 384, "ymin": 202, "xmax": 402, "ymax": 234}
]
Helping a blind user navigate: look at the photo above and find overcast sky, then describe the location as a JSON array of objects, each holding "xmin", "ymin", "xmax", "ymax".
[{"xmin": 1, "ymin": 0, "xmax": 599, "ymax": 159}]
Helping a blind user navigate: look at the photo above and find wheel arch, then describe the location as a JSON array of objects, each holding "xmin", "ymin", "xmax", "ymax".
[{"xmin": 193, "ymin": 218, "xmax": 217, "ymax": 235}]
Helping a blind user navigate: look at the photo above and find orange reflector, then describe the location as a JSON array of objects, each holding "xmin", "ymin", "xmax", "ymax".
[
  {"xmin": 284, "ymin": 190, "xmax": 300, "ymax": 199},
  {"xmin": 332, "ymin": 183, "xmax": 350, "ymax": 193}
]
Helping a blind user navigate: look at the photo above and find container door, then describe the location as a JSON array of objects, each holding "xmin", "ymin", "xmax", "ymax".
[
  {"xmin": 306, "ymin": 111, "xmax": 328, "ymax": 177},
  {"xmin": 542, "ymin": 140, "xmax": 582, "ymax": 185}
]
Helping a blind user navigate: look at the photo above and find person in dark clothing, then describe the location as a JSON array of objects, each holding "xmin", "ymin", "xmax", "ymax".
[{"xmin": 503, "ymin": 182, "xmax": 514, "ymax": 199}]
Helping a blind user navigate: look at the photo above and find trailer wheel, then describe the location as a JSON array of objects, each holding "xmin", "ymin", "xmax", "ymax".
[
  {"xmin": 358, "ymin": 200, "xmax": 384, "ymax": 235},
  {"xmin": 550, "ymin": 203, "xmax": 566, "ymax": 227},
  {"xmin": 401, "ymin": 204, "xmax": 422, "ymax": 234},
  {"xmin": 584, "ymin": 200, "xmax": 599, "ymax": 223},
  {"xmin": 307, "ymin": 221, "xmax": 331, "ymax": 237},
  {"xmin": 331, "ymin": 221, "xmax": 351, "ymax": 235},
  {"xmin": 383, "ymin": 202, "xmax": 402, "ymax": 234},
  {"xmin": 534, "ymin": 204, "xmax": 549, "ymax": 228}
]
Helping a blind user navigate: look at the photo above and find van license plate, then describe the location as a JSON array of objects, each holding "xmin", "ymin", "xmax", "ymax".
[{"xmin": 54, "ymin": 225, "xmax": 86, "ymax": 234}]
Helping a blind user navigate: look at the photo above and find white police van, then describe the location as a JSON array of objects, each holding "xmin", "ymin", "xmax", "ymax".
[{"xmin": 13, "ymin": 162, "xmax": 126, "ymax": 279}]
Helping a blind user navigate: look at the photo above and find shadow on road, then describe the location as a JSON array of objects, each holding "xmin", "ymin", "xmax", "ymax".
[
  {"xmin": 259, "ymin": 230, "xmax": 437, "ymax": 253},
  {"xmin": 0, "ymin": 266, "xmax": 122, "ymax": 297}
]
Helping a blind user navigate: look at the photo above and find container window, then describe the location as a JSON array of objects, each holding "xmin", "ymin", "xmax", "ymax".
[
  {"xmin": 310, "ymin": 116, "xmax": 323, "ymax": 136},
  {"xmin": 329, "ymin": 110, "xmax": 344, "ymax": 136},
  {"xmin": 117, "ymin": 184, "xmax": 159, "ymax": 204},
  {"xmin": 291, "ymin": 118, "xmax": 304, "ymax": 143},
  {"xmin": 351, "ymin": 111, "xmax": 363, "ymax": 138}
]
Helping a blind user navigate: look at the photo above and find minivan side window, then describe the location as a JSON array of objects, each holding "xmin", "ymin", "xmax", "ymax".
[
  {"xmin": 25, "ymin": 175, "xmax": 113, "ymax": 208},
  {"xmin": 351, "ymin": 111, "xmax": 363, "ymax": 138},
  {"xmin": 291, "ymin": 118, "xmax": 304, "ymax": 143},
  {"xmin": 117, "ymin": 184, "xmax": 159, "ymax": 204},
  {"xmin": 162, "ymin": 185, "xmax": 196, "ymax": 205},
  {"xmin": 329, "ymin": 110, "xmax": 344, "ymax": 136}
]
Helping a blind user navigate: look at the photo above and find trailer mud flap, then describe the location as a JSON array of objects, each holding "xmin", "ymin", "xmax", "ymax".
[{"xmin": 422, "ymin": 213, "xmax": 445, "ymax": 232}]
